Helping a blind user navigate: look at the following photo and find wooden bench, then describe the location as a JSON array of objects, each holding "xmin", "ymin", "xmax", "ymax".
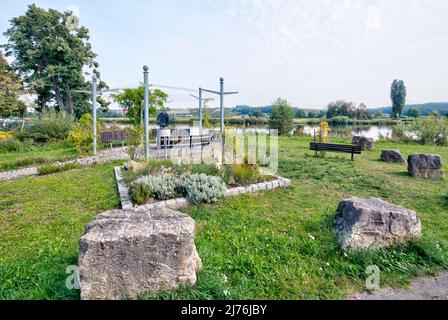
[
  {"xmin": 100, "ymin": 130, "xmax": 126, "ymax": 149},
  {"xmin": 310, "ymin": 142, "xmax": 362, "ymax": 161}
]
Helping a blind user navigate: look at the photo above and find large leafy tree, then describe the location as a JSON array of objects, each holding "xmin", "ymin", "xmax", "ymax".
[
  {"xmin": 295, "ymin": 108, "xmax": 306, "ymax": 119},
  {"xmin": 407, "ymin": 108, "xmax": 420, "ymax": 118},
  {"xmin": 268, "ymin": 98, "xmax": 295, "ymax": 136},
  {"xmin": 2, "ymin": 4, "xmax": 107, "ymax": 116},
  {"xmin": 390, "ymin": 79, "xmax": 407, "ymax": 118},
  {"xmin": 0, "ymin": 51, "xmax": 26, "ymax": 117},
  {"xmin": 326, "ymin": 100, "xmax": 356, "ymax": 118},
  {"xmin": 113, "ymin": 87, "xmax": 168, "ymax": 125}
]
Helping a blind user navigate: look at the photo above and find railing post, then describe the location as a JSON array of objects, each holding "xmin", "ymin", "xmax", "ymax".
[
  {"xmin": 143, "ymin": 65, "xmax": 149, "ymax": 160},
  {"xmin": 92, "ymin": 75, "xmax": 97, "ymax": 155}
]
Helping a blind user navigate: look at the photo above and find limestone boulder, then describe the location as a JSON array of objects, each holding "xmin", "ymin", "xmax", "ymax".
[
  {"xmin": 352, "ymin": 136, "xmax": 375, "ymax": 151},
  {"xmin": 334, "ymin": 197, "xmax": 421, "ymax": 251},
  {"xmin": 408, "ymin": 154, "xmax": 444, "ymax": 180},
  {"xmin": 78, "ymin": 208, "xmax": 202, "ymax": 300},
  {"xmin": 381, "ymin": 150, "xmax": 405, "ymax": 163}
]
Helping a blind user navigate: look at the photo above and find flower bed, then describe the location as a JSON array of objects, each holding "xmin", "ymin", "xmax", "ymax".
[{"xmin": 116, "ymin": 160, "xmax": 291, "ymax": 209}]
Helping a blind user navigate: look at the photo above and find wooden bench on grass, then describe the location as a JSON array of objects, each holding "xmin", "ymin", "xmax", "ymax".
[
  {"xmin": 310, "ymin": 142, "xmax": 362, "ymax": 161},
  {"xmin": 101, "ymin": 130, "xmax": 126, "ymax": 149}
]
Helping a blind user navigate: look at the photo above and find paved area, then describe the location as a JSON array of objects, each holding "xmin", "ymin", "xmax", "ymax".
[{"xmin": 349, "ymin": 272, "xmax": 448, "ymax": 300}]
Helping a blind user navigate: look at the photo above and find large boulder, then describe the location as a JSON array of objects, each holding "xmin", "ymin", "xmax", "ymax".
[
  {"xmin": 334, "ymin": 197, "xmax": 421, "ymax": 251},
  {"xmin": 78, "ymin": 208, "xmax": 202, "ymax": 300},
  {"xmin": 352, "ymin": 136, "xmax": 375, "ymax": 151},
  {"xmin": 381, "ymin": 150, "xmax": 405, "ymax": 163},
  {"xmin": 408, "ymin": 154, "xmax": 444, "ymax": 180}
]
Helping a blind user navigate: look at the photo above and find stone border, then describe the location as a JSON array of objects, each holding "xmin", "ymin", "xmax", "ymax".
[
  {"xmin": 0, "ymin": 148, "xmax": 130, "ymax": 182},
  {"xmin": 115, "ymin": 166, "xmax": 292, "ymax": 210},
  {"xmin": 114, "ymin": 167, "xmax": 133, "ymax": 209}
]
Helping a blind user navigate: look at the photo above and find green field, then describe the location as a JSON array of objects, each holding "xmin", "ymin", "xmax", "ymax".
[
  {"xmin": 0, "ymin": 137, "xmax": 447, "ymax": 299},
  {"xmin": 0, "ymin": 143, "xmax": 80, "ymax": 172}
]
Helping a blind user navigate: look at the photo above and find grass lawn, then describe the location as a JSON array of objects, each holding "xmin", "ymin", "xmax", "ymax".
[
  {"xmin": 0, "ymin": 144, "xmax": 80, "ymax": 172},
  {"xmin": 0, "ymin": 136, "xmax": 447, "ymax": 299},
  {"xmin": 0, "ymin": 163, "xmax": 121, "ymax": 299}
]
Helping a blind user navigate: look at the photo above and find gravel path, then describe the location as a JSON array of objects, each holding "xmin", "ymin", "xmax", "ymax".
[{"xmin": 349, "ymin": 272, "xmax": 448, "ymax": 300}]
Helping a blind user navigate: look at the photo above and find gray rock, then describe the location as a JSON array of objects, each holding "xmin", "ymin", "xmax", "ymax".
[
  {"xmin": 334, "ymin": 197, "xmax": 421, "ymax": 251},
  {"xmin": 78, "ymin": 208, "xmax": 202, "ymax": 300},
  {"xmin": 408, "ymin": 154, "xmax": 444, "ymax": 180},
  {"xmin": 381, "ymin": 149, "xmax": 405, "ymax": 163},
  {"xmin": 352, "ymin": 136, "xmax": 375, "ymax": 151}
]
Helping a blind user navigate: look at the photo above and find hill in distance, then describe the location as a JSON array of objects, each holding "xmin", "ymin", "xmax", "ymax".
[{"xmin": 369, "ymin": 102, "xmax": 448, "ymax": 116}]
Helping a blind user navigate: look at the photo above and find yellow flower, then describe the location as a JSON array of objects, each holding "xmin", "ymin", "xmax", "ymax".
[{"xmin": 0, "ymin": 132, "xmax": 14, "ymax": 140}]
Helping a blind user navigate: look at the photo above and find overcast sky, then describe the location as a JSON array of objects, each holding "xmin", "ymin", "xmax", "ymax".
[{"xmin": 1, "ymin": 0, "xmax": 447, "ymax": 110}]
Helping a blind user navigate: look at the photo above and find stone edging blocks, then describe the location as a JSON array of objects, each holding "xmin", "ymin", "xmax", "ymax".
[
  {"xmin": 114, "ymin": 167, "xmax": 133, "ymax": 209},
  {"xmin": 114, "ymin": 166, "xmax": 292, "ymax": 210}
]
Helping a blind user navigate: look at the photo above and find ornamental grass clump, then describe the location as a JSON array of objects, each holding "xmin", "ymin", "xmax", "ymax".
[
  {"xmin": 178, "ymin": 173, "xmax": 227, "ymax": 204},
  {"xmin": 130, "ymin": 173, "xmax": 177, "ymax": 204}
]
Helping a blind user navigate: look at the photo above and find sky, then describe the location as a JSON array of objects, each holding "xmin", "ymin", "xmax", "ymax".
[{"xmin": 1, "ymin": 0, "xmax": 448, "ymax": 110}]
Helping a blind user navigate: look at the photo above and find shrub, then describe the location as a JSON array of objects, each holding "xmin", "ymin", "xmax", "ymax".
[
  {"xmin": 17, "ymin": 112, "xmax": 75, "ymax": 143},
  {"xmin": 0, "ymin": 139, "xmax": 32, "ymax": 153},
  {"xmin": 231, "ymin": 164, "xmax": 259, "ymax": 185},
  {"xmin": 38, "ymin": 163, "xmax": 80, "ymax": 175},
  {"xmin": 125, "ymin": 126, "xmax": 140, "ymax": 146},
  {"xmin": 408, "ymin": 116, "xmax": 448, "ymax": 146},
  {"xmin": 68, "ymin": 114, "xmax": 94, "ymax": 153},
  {"xmin": 177, "ymin": 173, "xmax": 227, "ymax": 204},
  {"xmin": 0, "ymin": 132, "xmax": 13, "ymax": 140},
  {"xmin": 328, "ymin": 116, "xmax": 350, "ymax": 126},
  {"xmin": 191, "ymin": 164, "xmax": 221, "ymax": 176},
  {"xmin": 130, "ymin": 173, "xmax": 177, "ymax": 203}
]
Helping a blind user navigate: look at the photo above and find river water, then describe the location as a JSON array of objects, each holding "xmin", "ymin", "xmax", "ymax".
[{"xmin": 106, "ymin": 123, "xmax": 396, "ymax": 141}]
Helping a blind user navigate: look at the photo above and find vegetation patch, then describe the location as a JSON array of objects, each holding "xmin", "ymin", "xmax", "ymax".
[{"xmin": 38, "ymin": 163, "xmax": 80, "ymax": 176}]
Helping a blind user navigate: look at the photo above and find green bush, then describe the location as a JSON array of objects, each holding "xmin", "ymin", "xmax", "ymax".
[
  {"xmin": 68, "ymin": 114, "xmax": 94, "ymax": 153},
  {"xmin": 231, "ymin": 164, "xmax": 260, "ymax": 185},
  {"xmin": 17, "ymin": 112, "xmax": 75, "ymax": 143},
  {"xmin": 0, "ymin": 139, "xmax": 33, "ymax": 153},
  {"xmin": 130, "ymin": 173, "xmax": 178, "ymax": 203},
  {"xmin": 177, "ymin": 173, "xmax": 227, "ymax": 204},
  {"xmin": 409, "ymin": 116, "xmax": 448, "ymax": 146},
  {"xmin": 38, "ymin": 163, "xmax": 80, "ymax": 175},
  {"xmin": 328, "ymin": 116, "xmax": 350, "ymax": 126}
]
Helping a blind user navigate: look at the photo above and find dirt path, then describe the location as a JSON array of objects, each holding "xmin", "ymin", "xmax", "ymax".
[{"xmin": 349, "ymin": 272, "xmax": 448, "ymax": 300}]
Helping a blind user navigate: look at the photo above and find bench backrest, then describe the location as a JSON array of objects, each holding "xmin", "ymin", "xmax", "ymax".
[
  {"xmin": 310, "ymin": 142, "xmax": 362, "ymax": 154},
  {"xmin": 100, "ymin": 130, "xmax": 125, "ymax": 143}
]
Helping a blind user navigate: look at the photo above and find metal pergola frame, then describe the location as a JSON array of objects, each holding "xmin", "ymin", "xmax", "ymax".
[{"xmin": 77, "ymin": 67, "xmax": 239, "ymax": 160}]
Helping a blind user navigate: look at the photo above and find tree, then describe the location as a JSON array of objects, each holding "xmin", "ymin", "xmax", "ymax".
[
  {"xmin": 375, "ymin": 111, "xmax": 383, "ymax": 118},
  {"xmin": 307, "ymin": 111, "xmax": 320, "ymax": 118},
  {"xmin": 390, "ymin": 79, "xmax": 407, "ymax": 118},
  {"xmin": 326, "ymin": 100, "xmax": 356, "ymax": 118},
  {"xmin": 0, "ymin": 51, "xmax": 26, "ymax": 117},
  {"xmin": 2, "ymin": 4, "xmax": 107, "ymax": 115},
  {"xmin": 113, "ymin": 87, "xmax": 168, "ymax": 125},
  {"xmin": 295, "ymin": 108, "xmax": 306, "ymax": 119},
  {"xmin": 268, "ymin": 98, "xmax": 294, "ymax": 136},
  {"xmin": 407, "ymin": 108, "xmax": 420, "ymax": 118},
  {"xmin": 429, "ymin": 110, "xmax": 440, "ymax": 118},
  {"xmin": 249, "ymin": 108, "xmax": 264, "ymax": 118}
]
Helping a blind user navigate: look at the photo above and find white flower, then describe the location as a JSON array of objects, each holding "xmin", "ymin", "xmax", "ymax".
[
  {"xmin": 222, "ymin": 274, "xmax": 228, "ymax": 283},
  {"xmin": 223, "ymin": 290, "xmax": 230, "ymax": 296},
  {"xmin": 308, "ymin": 233, "xmax": 315, "ymax": 240}
]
